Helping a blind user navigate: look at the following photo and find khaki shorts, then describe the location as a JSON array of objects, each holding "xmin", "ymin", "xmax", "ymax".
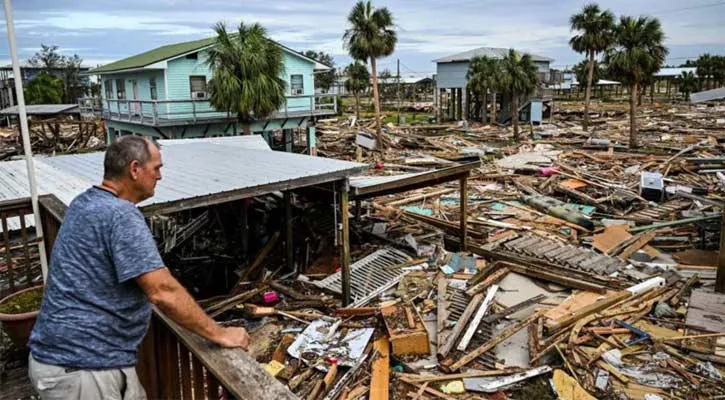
[{"xmin": 28, "ymin": 354, "xmax": 146, "ymax": 400}]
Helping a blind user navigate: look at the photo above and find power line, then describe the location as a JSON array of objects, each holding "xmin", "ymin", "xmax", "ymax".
[{"xmin": 649, "ymin": 1, "xmax": 725, "ymax": 15}]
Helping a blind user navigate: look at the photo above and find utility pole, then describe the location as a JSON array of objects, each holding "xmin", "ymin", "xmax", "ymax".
[
  {"xmin": 397, "ymin": 58, "xmax": 401, "ymax": 124},
  {"xmin": 3, "ymin": 0, "xmax": 49, "ymax": 280}
]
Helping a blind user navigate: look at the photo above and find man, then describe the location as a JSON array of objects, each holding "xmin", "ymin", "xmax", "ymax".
[{"xmin": 28, "ymin": 136, "xmax": 249, "ymax": 399}]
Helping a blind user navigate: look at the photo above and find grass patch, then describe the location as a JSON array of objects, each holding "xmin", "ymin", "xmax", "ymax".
[{"xmin": 0, "ymin": 287, "xmax": 43, "ymax": 314}]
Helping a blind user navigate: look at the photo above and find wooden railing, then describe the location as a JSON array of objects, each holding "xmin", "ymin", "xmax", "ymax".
[
  {"xmin": 138, "ymin": 309, "xmax": 296, "ymax": 400},
  {"xmin": 79, "ymin": 94, "xmax": 338, "ymax": 127},
  {"xmin": 19, "ymin": 194, "xmax": 295, "ymax": 399}
]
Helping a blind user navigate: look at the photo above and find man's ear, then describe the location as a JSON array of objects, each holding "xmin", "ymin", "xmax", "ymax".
[{"xmin": 128, "ymin": 160, "xmax": 140, "ymax": 180}]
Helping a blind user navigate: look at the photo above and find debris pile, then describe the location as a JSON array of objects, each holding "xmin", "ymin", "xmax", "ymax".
[{"xmin": 195, "ymin": 101, "xmax": 725, "ymax": 399}]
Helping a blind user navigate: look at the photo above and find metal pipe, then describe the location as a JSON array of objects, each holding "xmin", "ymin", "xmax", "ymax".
[{"xmin": 3, "ymin": 0, "xmax": 49, "ymax": 281}]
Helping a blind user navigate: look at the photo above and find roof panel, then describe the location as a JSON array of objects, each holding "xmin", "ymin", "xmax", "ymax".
[
  {"xmin": 0, "ymin": 104, "xmax": 78, "ymax": 115},
  {"xmin": 434, "ymin": 47, "xmax": 554, "ymax": 63},
  {"xmin": 0, "ymin": 141, "xmax": 366, "ymax": 222}
]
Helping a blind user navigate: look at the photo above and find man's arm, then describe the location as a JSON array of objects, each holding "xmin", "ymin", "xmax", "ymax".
[{"xmin": 136, "ymin": 267, "xmax": 249, "ymax": 349}]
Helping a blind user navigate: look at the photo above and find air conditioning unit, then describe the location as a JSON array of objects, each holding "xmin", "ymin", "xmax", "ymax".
[
  {"xmin": 291, "ymin": 88, "xmax": 304, "ymax": 95},
  {"xmin": 191, "ymin": 91, "xmax": 208, "ymax": 99}
]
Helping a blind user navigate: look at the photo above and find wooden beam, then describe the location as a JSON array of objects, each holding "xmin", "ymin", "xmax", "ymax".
[
  {"xmin": 370, "ymin": 336, "xmax": 390, "ymax": 400},
  {"xmin": 340, "ymin": 182, "xmax": 351, "ymax": 306},
  {"xmin": 437, "ymin": 292, "xmax": 484, "ymax": 358},
  {"xmin": 718, "ymin": 214, "xmax": 725, "ymax": 293},
  {"xmin": 449, "ymin": 310, "xmax": 544, "ymax": 371},
  {"xmin": 459, "ymin": 176, "xmax": 468, "ymax": 251}
]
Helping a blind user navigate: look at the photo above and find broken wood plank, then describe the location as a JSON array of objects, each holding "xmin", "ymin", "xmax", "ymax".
[
  {"xmin": 437, "ymin": 293, "xmax": 484, "ymax": 358},
  {"xmin": 465, "ymin": 267, "xmax": 509, "ymax": 296},
  {"xmin": 617, "ymin": 230, "xmax": 657, "ymax": 260},
  {"xmin": 370, "ymin": 336, "xmax": 390, "ymax": 400},
  {"xmin": 457, "ymin": 285, "xmax": 498, "ymax": 351},
  {"xmin": 449, "ymin": 309, "xmax": 544, "ymax": 371}
]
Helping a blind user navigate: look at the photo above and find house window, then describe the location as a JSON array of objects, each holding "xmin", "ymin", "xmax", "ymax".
[
  {"xmin": 290, "ymin": 74, "xmax": 304, "ymax": 95},
  {"xmin": 115, "ymin": 79, "xmax": 126, "ymax": 100},
  {"xmin": 185, "ymin": 53, "xmax": 198, "ymax": 60},
  {"xmin": 189, "ymin": 76, "xmax": 207, "ymax": 99},
  {"xmin": 150, "ymin": 78, "xmax": 158, "ymax": 100},
  {"xmin": 104, "ymin": 79, "xmax": 113, "ymax": 99}
]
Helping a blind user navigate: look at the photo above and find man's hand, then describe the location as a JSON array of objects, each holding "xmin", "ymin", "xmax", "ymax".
[{"xmin": 213, "ymin": 327, "xmax": 250, "ymax": 350}]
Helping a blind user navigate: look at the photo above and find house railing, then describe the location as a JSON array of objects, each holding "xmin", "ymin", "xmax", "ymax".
[
  {"xmin": 9, "ymin": 194, "xmax": 294, "ymax": 399},
  {"xmin": 79, "ymin": 94, "xmax": 338, "ymax": 126}
]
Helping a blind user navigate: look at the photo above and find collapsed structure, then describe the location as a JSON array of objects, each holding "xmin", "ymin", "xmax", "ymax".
[{"xmin": 1, "ymin": 99, "xmax": 725, "ymax": 399}]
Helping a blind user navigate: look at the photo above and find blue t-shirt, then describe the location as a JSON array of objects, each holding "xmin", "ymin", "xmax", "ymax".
[{"xmin": 29, "ymin": 186, "xmax": 164, "ymax": 369}]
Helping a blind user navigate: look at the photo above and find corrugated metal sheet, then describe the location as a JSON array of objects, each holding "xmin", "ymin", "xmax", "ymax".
[
  {"xmin": 434, "ymin": 47, "xmax": 554, "ymax": 63},
  {"xmin": 349, "ymin": 172, "xmax": 423, "ymax": 189},
  {"xmin": 655, "ymin": 67, "xmax": 697, "ymax": 77},
  {"xmin": 158, "ymin": 136, "xmax": 272, "ymax": 151},
  {"xmin": 0, "ymin": 104, "xmax": 78, "ymax": 115},
  {"xmin": 691, "ymin": 87, "xmax": 725, "ymax": 104},
  {"xmin": 0, "ymin": 142, "xmax": 365, "ymax": 230}
]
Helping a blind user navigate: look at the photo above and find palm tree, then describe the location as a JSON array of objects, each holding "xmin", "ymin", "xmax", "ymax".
[
  {"xmin": 606, "ymin": 16, "xmax": 667, "ymax": 149},
  {"xmin": 677, "ymin": 71, "xmax": 698, "ymax": 101},
  {"xmin": 343, "ymin": 0, "xmax": 397, "ymax": 148},
  {"xmin": 572, "ymin": 59, "xmax": 601, "ymax": 95},
  {"xmin": 696, "ymin": 54, "xmax": 714, "ymax": 90},
  {"xmin": 206, "ymin": 21, "xmax": 286, "ymax": 127},
  {"xmin": 466, "ymin": 56, "xmax": 502, "ymax": 123},
  {"xmin": 344, "ymin": 62, "xmax": 370, "ymax": 119},
  {"xmin": 569, "ymin": 3, "xmax": 615, "ymax": 132},
  {"xmin": 500, "ymin": 49, "xmax": 539, "ymax": 141}
]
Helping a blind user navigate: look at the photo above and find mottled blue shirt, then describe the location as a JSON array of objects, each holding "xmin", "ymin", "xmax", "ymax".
[{"xmin": 30, "ymin": 187, "xmax": 164, "ymax": 369}]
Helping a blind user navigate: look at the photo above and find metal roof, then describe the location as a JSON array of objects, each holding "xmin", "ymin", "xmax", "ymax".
[
  {"xmin": 350, "ymin": 163, "xmax": 479, "ymax": 200},
  {"xmin": 434, "ymin": 47, "xmax": 554, "ymax": 63},
  {"xmin": 157, "ymin": 135, "xmax": 272, "ymax": 151},
  {"xmin": 0, "ymin": 141, "xmax": 366, "ymax": 229},
  {"xmin": 0, "ymin": 104, "xmax": 79, "ymax": 115},
  {"xmin": 655, "ymin": 67, "xmax": 697, "ymax": 78},
  {"xmin": 691, "ymin": 87, "xmax": 725, "ymax": 104}
]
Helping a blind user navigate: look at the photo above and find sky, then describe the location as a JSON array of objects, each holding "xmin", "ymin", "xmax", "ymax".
[{"xmin": 1, "ymin": 0, "xmax": 724, "ymax": 76}]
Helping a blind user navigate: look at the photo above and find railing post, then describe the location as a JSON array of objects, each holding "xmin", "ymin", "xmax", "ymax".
[
  {"xmin": 117, "ymin": 101, "xmax": 121, "ymax": 119},
  {"xmin": 309, "ymin": 95, "xmax": 313, "ymax": 114},
  {"xmin": 126, "ymin": 100, "xmax": 131, "ymax": 121},
  {"xmin": 334, "ymin": 94, "xmax": 338, "ymax": 114},
  {"xmin": 139, "ymin": 101, "xmax": 144, "ymax": 123},
  {"xmin": 153, "ymin": 101, "xmax": 158, "ymax": 126}
]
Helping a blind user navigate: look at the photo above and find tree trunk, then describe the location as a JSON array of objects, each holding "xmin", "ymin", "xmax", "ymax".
[
  {"xmin": 583, "ymin": 51, "xmax": 594, "ymax": 132},
  {"xmin": 354, "ymin": 92, "xmax": 360, "ymax": 120},
  {"xmin": 512, "ymin": 93, "xmax": 520, "ymax": 142},
  {"xmin": 481, "ymin": 91, "xmax": 488, "ymax": 123},
  {"xmin": 629, "ymin": 83, "xmax": 638, "ymax": 149},
  {"xmin": 491, "ymin": 92, "xmax": 497, "ymax": 124},
  {"xmin": 369, "ymin": 57, "xmax": 383, "ymax": 149}
]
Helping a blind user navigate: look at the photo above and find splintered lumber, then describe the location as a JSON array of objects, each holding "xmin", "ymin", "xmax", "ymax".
[
  {"xmin": 437, "ymin": 293, "xmax": 484, "ymax": 358},
  {"xmin": 504, "ymin": 262, "xmax": 607, "ymax": 293},
  {"xmin": 457, "ymin": 285, "xmax": 498, "ymax": 351},
  {"xmin": 398, "ymin": 377, "xmax": 457, "ymax": 400},
  {"xmin": 241, "ymin": 231, "xmax": 281, "ymax": 280},
  {"xmin": 370, "ymin": 336, "xmax": 390, "ymax": 400},
  {"xmin": 396, "ymin": 368, "xmax": 525, "ymax": 383},
  {"xmin": 546, "ymin": 291, "xmax": 631, "ymax": 333},
  {"xmin": 484, "ymin": 294, "xmax": 546, "ymax": 323},
  {"xmin": 617, "ymin": 230, "xmax": 657, "ymax": 260},
  {"xmin": 206, "ymin": 286, "xmax": 267, "ymax": 318},
  {"xmin": 387, "ymin": 188, "xmax": 456, "ymax": 207},
  {"xmin": 436, "ymin": 279, "xmax": 449, "ymax": 351},
  {"xmin": 465, "ymin": 268, "xmax": 509, "ymax": 296},
  {"xmin": 449, "ymin": 309, "xmax": 544, "ymax": 371}
]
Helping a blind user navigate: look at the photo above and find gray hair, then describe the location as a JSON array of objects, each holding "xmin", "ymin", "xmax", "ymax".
[{"xmin": 103, "ymin": 136, "xmax": 158, "ymax": 179}]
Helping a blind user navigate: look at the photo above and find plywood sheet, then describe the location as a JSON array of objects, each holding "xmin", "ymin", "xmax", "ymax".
[
  {"xmin": 592, "ymin": 225, "xmax": 631, "ymax": 254},
  {"xmin": 686, "ymin": 290, "xmax": 725, "ymax": 333}
]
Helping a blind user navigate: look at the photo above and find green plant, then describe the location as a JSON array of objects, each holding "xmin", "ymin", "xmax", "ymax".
[
  {"xmin": 606, "ymin": 15, "xmax": 667, "ymax": 148},
  {"xmin": 500, "ymin": 49, "xmax": 539, "ymax": 142},
  {"xmin": 467, "ymin": 56, "xmax": 503, "ymax": 123},
  {"xmin": 206, "ymin": 21, "xmax": 286, "ymax": 124},
  {"xmin": 24, "ymin": 72, "xmax": 64, "ymax": 104},
  {"xmin": 344, "ymin": 62, "xmax": 371, "ymax": 119},
  {"xmin": 343, "ymin": 0, "xmax": 397, "ymax": 148},
  {"xmin": 677, "ymin": 71, "xmax": 698, "ymax": 101},
  {"xmin": 569, "ymin": 3, "xmax": 615, "ymax": 132}
]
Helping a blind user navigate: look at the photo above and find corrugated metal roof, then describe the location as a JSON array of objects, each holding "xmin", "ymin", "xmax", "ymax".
[
  {"xmin": 691, "ymin": 87, "xmax": 725, "ymax": 104},
  {"xmin": 349, "ymin": 172, "xmax": 423, "ymax": 189},
  {"xmin": 0, "ymin": 142, "xmax": 365, "ymax": 230},
  {"xmin": 0, "ymin": 104, "xmax": 78, "ymax": 115},
  {"xmin": 434, "ymin": 47, "xmax": 554, "ymax": 63},
  {"xmin": 158, "ymin": 135, "xmax": 272, "ymax": 151},
  {"xmin": 655, "ymin": 67, "xmax": 697, "ymax": 77}
]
